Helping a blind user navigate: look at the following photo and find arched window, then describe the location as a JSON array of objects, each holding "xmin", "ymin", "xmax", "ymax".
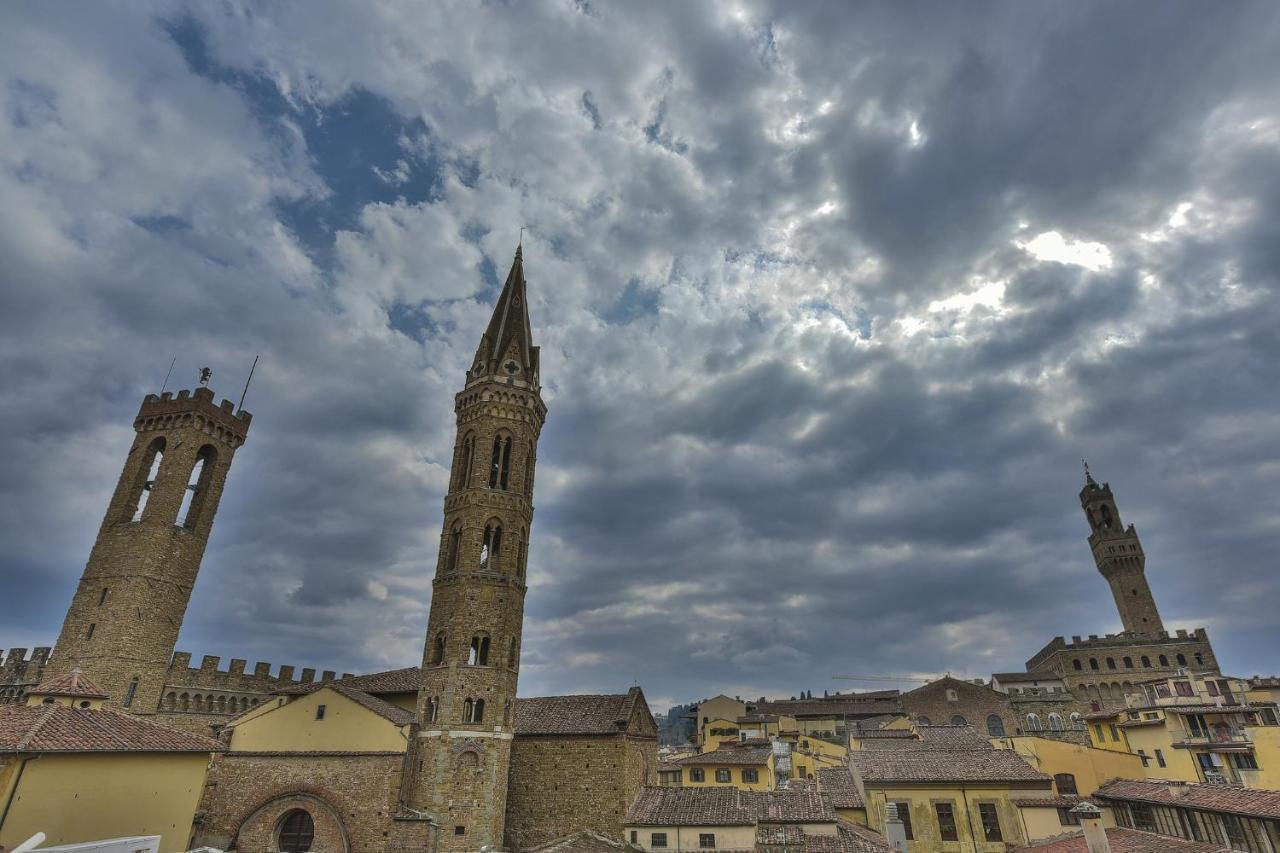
[
  {"xmin": 277, "ymin": 809, "xmax": 315, "ymax": 852},
  {"xmin": 1073, "ymin": 659, "xmax": 1083, "ymax": 671},
  {"xmin": 469, "ymin": 634, "xmax": 490, "ymax": 666},
  {"xmin": 1194, "ymin": 653, "xmax": 1204, "ymax": 666},
  {"xmin": 1070, "ymin": 713, "xmax": 1084, "ymax": 730},
  {"xmin": 1123, "ymin": 657, "xmax": 1134, "ymax": 668},
  {"xmin": 463, "ymin": 698, "xmax": 484, "ymax": 723},
  {"xmin": 1026, "ymin": 713, "xmax": 1042, "ymax": 732},
  {"xmin": 1089, "ymin": 658, "xmax": 1099, "ymax": 671},
  {"xmin": 481, "ymin": 521, "xmax": 502, "ymax": 571},
  {"xmin": 165, "ymin": 691, "xmax": 176, "ymax": 710},
  {"xmin": 176, "ymin": 445, "xmax": 217, "ymax": 528},
  {"xmin": 1176, "ymin": 654, "xmax": 1187, "ymax": 666},
  {"xmin": 426, "ymin": 696, "xmax": 439, "ymax": 723},
  {"xmin": 986, "ymin": 715, "xmax": 1006, "ymax": 737},
  {"xmin": 950, "ymin": 715, "xmax": 967, "ymax": 726},
  {"xmin": 916, "ymin": 716, "xmax": 931, "ymax": 725},
  {"xmin": 431, "ymin": 632, "xmax": 447, "ymax": 665},
  {"xmin": 180, "ymin": 693, "xmax": 190, "ymax": 711},
  {"xmin": 462, "ymin": 698, "xmax": 472, "ymax": 721},
  {"xmin": 946, "ymin": 689, "xmax": 959, "ymax": 702},
  {"xmin": 457, "ymin": 433, "xmax": 476, "ymax": 491},
  {"xmin": 128, "ymin": 437, "xmax": 166, "ymax": 521},
  {"xmin": 1048, "ymin": 713, "xmax": 1064, "ymax": 731},
  {"xmin": 1100, "ymin": 505, "xmax": 1113, "ymax": 529},
  {"xmin": 1054, "ymin": 773, "xmax": 1078, "ymax": 796},
  {"xmin": 1141, "ymin": 656, "xmax": 1151, "ymax": 668},
  {"xmin": 489, "ymin": 434, "xmax": 512, "ymax": 489},
  {"xmin": 446, "ymin": 521, "xmax": 462, "ymax": 572},
  {"xmin": 1106, "ymin": 657, "xmax": 1116, "ymax": 670},
  {"xmin": 1159, "ymin": 655, "xmax": 1169, "ymax": 667}
]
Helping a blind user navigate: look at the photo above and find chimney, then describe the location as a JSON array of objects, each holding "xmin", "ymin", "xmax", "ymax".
[
  {"xmin": 1071, "ymin": 803, "xmax": 1110, "ymax": 853},
  {"xmin": 883, "ymin": 802, "xmax": 908, "ymax": 852}
]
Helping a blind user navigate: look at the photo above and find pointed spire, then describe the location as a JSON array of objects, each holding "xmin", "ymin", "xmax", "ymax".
[
  {"xmin": 1083, "ymin": 458, "xmax": 1097, "ymax": 487},
  {"xmin": 475, "ymin": 244, "xmax": 538, "ymax": 383}
]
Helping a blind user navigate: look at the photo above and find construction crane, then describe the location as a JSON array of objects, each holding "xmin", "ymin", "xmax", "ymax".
[{"xmin": 832, "ymin": 673, "xmax": 938, "ymax": 684}]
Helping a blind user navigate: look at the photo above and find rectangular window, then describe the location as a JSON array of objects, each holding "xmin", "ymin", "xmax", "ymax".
[
  {"xmin": 454, "ymin": 826, "xmax": 465, "ymax": 836},
  {"xmin": 978, "ymin": 803, "xmax": 1003, "ymax": 842},
  {"xmin": 1094, "ymin": 724, "xmax": 1106, "ymax": 742},
  {"xmin": 1174, "ymin": 680, "xmax": 1195, "ymax": 697},
  {"xmin": 1058, "ymin": 807, "xmax": 1080, "ymax": 826},
  {"xmin": 651, "ymin": 833, "xmax": 668, "ymax": 849},
  {"xmin": 742, "ymin": 768, "xmax": 759, "ymax": 783},
  {"xmin": 1132, "ymin": 803, "xmax": 1156, "ymax": 832},
  {"xmin": 315, "ymin": 704, "xmax": 326, "ymax": 720},
  {"xmin": 1137, "ymin": 750, "xmax": 1150, "ymax": 767},
  {"xmin": 698, "ymin": 833, "xmax": 715, "ymax": 848},
  {"xmin": 690, "ymin": 768, "xmax": 705, "ymax": 782},
  {"xmin": 98, "ymin": 588, "xmax": 109, "ymax": 606},
  {"xmin": 1110, "ymin": 723, "xmax": 1121, "ymax": 741},
  {"xmin": 1188, "ymin": 714, "xmax": 1208, "ymax": 737},
  {"xmin": 630, "ymin": 831, "xmax": 638, "ymax": 844},
  {"xmin": 935, "ymin": 803, "xmax": 958, "ymax": 841},
  {"xmin": 86, "ymin": 623, "xmax": 95, "ymax": 640},
  {"xmin": 1155, "ymin": 749, "xmax": 1166, "ymax": 768},
  {"xmin": 1206, "ymin": 681, "xmax": 1220, "ymax": 696},
  {"xmin": 121, "ymin": 678, "xmax": 137, "ymax": 709},
  {"xmin": 1230, "ymin": 752, "xmax": 1259, "ymax": 770},
  {"xmin": 893, "ymin": 803, "xmax": 913, "ymax": 840},
  {"xmin": 715, "ymin": 768, "xmax": 731, "ymax": 783},
  {"xmin": 1155, "ymin": 683, "xmax": 1173, "ymax": 698}
]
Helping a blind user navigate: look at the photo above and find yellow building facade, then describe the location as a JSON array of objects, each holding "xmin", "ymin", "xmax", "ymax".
[{"xmin": 0, "ymin": 671, "xmax": 221, "ymax": 852}]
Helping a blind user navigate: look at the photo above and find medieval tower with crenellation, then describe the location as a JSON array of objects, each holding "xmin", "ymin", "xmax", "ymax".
[
  {"xmin": 46, "ymin": 387, "xmax": 252, "ymax": 712},
  {"xmin": 402, "ymin": 245, "xmax": 547, "ymax": 849},
  {"xmin": 1079, "ymin": 469, "xmax": 1163, "ymax": 636}
]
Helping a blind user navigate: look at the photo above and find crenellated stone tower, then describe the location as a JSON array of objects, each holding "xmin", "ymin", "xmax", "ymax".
[
  {"xmin": 48, "ymin": 386, "xmax": 251, "ymax": 712},
  {"xmin": 1080, "ymin": 469, "xmax": 1164, "ymax": 636},
  {"xmin": 405, "ymin": 246, "xmax": 546, "ymax": 849}
]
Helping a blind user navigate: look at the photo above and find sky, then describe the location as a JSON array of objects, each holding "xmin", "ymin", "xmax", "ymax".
[{"xmin": 2, "ymin": 2, "xmax": 1279, "ymax": 714}]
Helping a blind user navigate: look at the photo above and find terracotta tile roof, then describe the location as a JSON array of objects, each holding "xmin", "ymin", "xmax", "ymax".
[
  {"xmin": 1095, "ymin": 778, "xmax": 1280, "ymax": 820},
  {"xmin": 836, "ymin": 820, "xmax": 895, "ymax": 853},
  {"xmin": 523, "ymin": 829, "xmax": 628, "ymax": 853},
  {"xmin": 515, "ymin": 690, "xmax": 639, "ymax": 736},
  {"xmin": 276, "ymin": 665, "xmax": 422, "ymax": 697},
  {"xmin": 854, "ymin": 729, "xmax": 915, "ymax": 740},
  {"xmin": 625, "ymin": 787, "xmax": 836, "ymax": 827},
  {"xmin": 1013, "ymin": 795, "xmax": 1100, "ymax": 809},
  {"xmin": 657, "ymin": 761, "xmax": 681, "ymax": 772},
  {"xmin": 1016, "ymin": 827, "xmax": 1232, "ymax": 852},
  {"xmin": 992, "ymin": 671, "xmax": 1059, "ymax": 682},
  {"xmin": 816, "ymin": 767, "xmax": 864, "ymax": 809},
  {"xmin": 860, "ymin": 725, "xmax": 992, "ymax": 751},
  {"xmin": 676, "ymin": 747, "xmax": 771, "ymax": 766},
  {"xmin": 0, "ymin": 704, "xmax": 223, "ymax": 753},
  {"xmin": 626, "ymin": 786, "xmax": 757, "ymax": 826},
  {"xmin": 327, "ymin": 683, "xmax": 414, "ymax": 726},
  {"xmin": 850, "ymin": 746, "xmax": 1050, "ymax": 785},
  {"xmin": 30, "ymin": 669, "xmax": 109, "ymax": 699}
]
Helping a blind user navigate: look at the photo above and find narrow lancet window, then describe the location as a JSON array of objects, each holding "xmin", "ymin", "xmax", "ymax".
[
  {"xmin": 469, "ymin": 634, "xmax": 490, "ymax": 666},
  {"xmin": 431, "ymin": 632, "xmax": 447, "ymax": 665},
  {"xmin": 130, "ymin": 438, "xmax": 166, "ymax": 521},
  {"xmin": 176, "ymin": 445, "xmax": 216, "ymax": 529},
  {"xmin": 447, "ymin": 522, "xmax": 462, "ymax": 572}
]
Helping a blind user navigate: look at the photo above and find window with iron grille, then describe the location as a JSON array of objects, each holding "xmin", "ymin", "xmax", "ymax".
[
  {"xmin": 934, "ymin": 803, "xmax": 958, "ymax": 841},
  {"xmin": 698, "ymin": 834, "xmax": 715, "ymax": 849},
  {"xmin": 650, "ymin": 833, "xmax": 668, "ymax": 849}
]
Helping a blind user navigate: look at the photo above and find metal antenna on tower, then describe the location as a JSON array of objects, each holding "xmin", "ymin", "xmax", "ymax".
[
  {"xmin": 159, "ymin": 356, "xmax": 177, "ymax": 395},
  {"xmin": 237, "ymin": 355, "xmax": 259, "ymax": 412}
]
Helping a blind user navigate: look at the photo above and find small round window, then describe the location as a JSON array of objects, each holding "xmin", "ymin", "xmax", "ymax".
[{"xmin": 277, "ymin": 809, "xmax": 314, "ymax": 852}]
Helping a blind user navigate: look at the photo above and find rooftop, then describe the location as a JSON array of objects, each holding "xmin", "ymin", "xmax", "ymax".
[
  {"xmin": 29, "ymin": 668, "xmax": 109, "ymax": 699},
  {"xmin": 675, "ymin": 747, "xmax": 772, "ymax": 766},
  {"xmin": 860, "ymin": 725, "xmax": 994, "ymax": 751},
  {"xmin": 515, "ymin": 689, "xmax": 645, "ymax": 736},
  {"xmin": 1095, "ymin": 778, "xmax": 1280, "ymax": 821},
  {"xmin": 0, "ymin": 704, "xmax": 224, "ymax": 753},
  {"xmin": 816, "ymin": 766, "xmax": 865, "ymax": 809},
  {"xmin": 1017, "ymin": 826, "xmax": 1232, "ymax": 852},
  {"xmin": 625, "ymin": 786, "xmax": 837, "ymax": 826},
  {"xmin": 850, "ymin": 746, "xmax": 1050, "ymax": 785}
]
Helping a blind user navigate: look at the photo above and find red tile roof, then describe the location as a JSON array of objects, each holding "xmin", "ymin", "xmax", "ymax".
[
  {"xmin": 515, "ymin": 690, "xmax": 642, "ymax": 736},
  {"xmin": 327, "ymin": 683, "xmax": 414, "ymax": 726},
  {"xmin": 676, "ymin": 747, "xmax": 771, "ymax": 766},
  {"xmin": 816, "ymin": 767, "xmax": 865, "ymax": 809},
  {"xmin": 625, "ymin": 786, "xmax": 837, "ymax": 826},
  {"xmin": 30, "ymin": 669, "xmax": 109, "ymax": 699},
  {"xmin": 1095, "ymin": 778, "xmax": 1280, "ymax": 820},
  {"xmin": 850, "ymin": 746, "xmax": 1050, "ymax": 785},
  {"xmin": 861, "ymin": 725, "xmax": 992, "ymax": 751},
  {"xmin": 1016, "ymin": 827, "xmax": 1232, "ymax": 852},
  {"xmin": 0, "ymin": 704, "xmax": 223, "ymax": 753},
  {"xmin": 837, "ymin": 820, "xmax": 895, "ymax": 853}
]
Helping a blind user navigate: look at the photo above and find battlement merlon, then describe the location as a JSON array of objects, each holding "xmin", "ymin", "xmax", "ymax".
[
  {"xmin": 1026, "ymin": 628, "xmax": 1212, "ymax": 670},
  {"xmin": 0, "ymin": 647, "xmax": 52, "ymax": 676},
  {"xmin": 136, "ymin": 387, "xmax": 252, "ymax": 440},
  {"xmin": 167, "ymin": 651, "xmax": 351, "ymax": 690}
]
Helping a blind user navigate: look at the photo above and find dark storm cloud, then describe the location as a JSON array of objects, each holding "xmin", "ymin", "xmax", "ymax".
[{"xmin": 2, "ymin": 1, "xmax": 1278, "ymax": 708}]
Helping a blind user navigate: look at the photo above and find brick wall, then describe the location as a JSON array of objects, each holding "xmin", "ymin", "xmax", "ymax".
[{"xmin": 901, "ymin": 677, "xmax": 1019, "ymax": 738}]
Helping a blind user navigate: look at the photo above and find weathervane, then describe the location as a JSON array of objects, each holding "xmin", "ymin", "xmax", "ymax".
[{"xmin": 199, "ymin": 367, "xmax": 212, "ymax": 386}]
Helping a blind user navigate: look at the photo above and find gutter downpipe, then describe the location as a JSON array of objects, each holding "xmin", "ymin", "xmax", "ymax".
[
  {"xmin": 0, "ymin": 755, "xmax": 37, "ymax": 835},
  {"xmin": 959, "ymin": 785, "xmax": 979, "ymax": 853}
]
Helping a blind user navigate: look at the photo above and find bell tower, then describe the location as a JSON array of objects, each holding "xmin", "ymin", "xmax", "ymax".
[
  {"xmin": 406, "ymin": 246, "xmax": 546, "ymax": 849},
  {"xmin": 49, "ymin": 384, "xmax": 251, "ymax": 711},
  {"xmin": 1080, "ymin": 468, "xmax": 1164, "ymax": 636}
]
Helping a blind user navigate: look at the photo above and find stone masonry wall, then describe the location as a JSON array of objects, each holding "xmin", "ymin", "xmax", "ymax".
[
  {"xmin": 0, "ymin": 647, "xmax": 50, "ymax": 704},
  {"xmin": 196, "ymin": 752, "xmax": 431, "ymax": 853},
  {"xmin": 901, "ymin": 678, "xmax": 1020, "ymax": 738},
  {"xmin": 505, "ymin": 733, "xmax": 657, "ymax": 851}
]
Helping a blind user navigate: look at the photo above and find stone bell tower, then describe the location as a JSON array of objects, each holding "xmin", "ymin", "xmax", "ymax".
[
  {"xmin": 406, "ymin": 246, "xmax": 546, "ymax": 849},
  {"xmin": 49, "ymin": 384, "xmax": 251, "ymax": 712},
  {"xmin": 1080, "ymin": 468, "xmax": 1164, "ymax": 636}
]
